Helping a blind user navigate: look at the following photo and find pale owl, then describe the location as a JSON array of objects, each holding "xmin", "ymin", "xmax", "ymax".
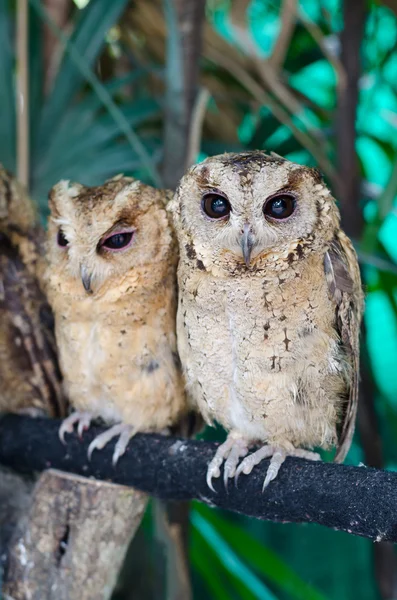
[
  {"xmin": 45, "ymin": 175, "xmax": 187, "ymax": 464},
  {"xmin": 168, "ymin": 151, "xmax": 363, "ymax": 490}
]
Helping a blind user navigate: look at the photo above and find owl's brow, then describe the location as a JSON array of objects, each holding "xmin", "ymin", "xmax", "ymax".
[
  {"xmin": 194, "ymin": 166, "xmax": 214, "ymax": 188},
  {"xmin": 52, "ymin": 216, "xmax": 70, "ymax": 226}
]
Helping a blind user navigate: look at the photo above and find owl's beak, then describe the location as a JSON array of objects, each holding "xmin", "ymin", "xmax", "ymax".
[
  {"xmin": 240, "ymin": 224, "xmax": 254, "ymax": 267},
  {"xmin": 80, "ymin": 264, "xmax": 93, "ymax": 294}
]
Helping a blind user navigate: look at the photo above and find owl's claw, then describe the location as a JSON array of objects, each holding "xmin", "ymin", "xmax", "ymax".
[
  {"xmin": 206, "ymin": 435, "xmax": 249, "ymax": 492},
  {"xmin": 262, "ymin": 447, "xmax": 321, "ymax": 490},
  {"xmin": 87, "ymin": 423, "xmax": 135, "ymax": 465},
  {"xmin": 112, "ymin": 425, "xmax": 135, "ymax": 466},
  {"xmin": 77, "ymin": 413, "xmax": 92, "ymax": 438},
  {"xmin": 59, "ymin": 412, "xmax": 93, "ymax": 444},
  {"xmin": 223, "ymin": 439, "xmax": 249, "ymax": 490},
  {"xmin": 262, "ymin": 448, "xmax": 287, "ymax": 490},
  {"xmin": 234, "ymin": 445, "xmax": 275, "ymax": 486},
  {"xmin": 234, "ymin": 444, "xmax": 321, "ymax": 490}
]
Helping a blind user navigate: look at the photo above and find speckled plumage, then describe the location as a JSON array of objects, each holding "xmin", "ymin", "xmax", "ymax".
[
  {"xmin": 0, "ymin": 166, "xmax": 64, "ymax": 417},
  {"xmin": 168, "ymin": 151, "xmax": 363, "ymax": 488},
  {"xmin": 45, "ymin": 175, "xmax": 186, "ymax": 461}
]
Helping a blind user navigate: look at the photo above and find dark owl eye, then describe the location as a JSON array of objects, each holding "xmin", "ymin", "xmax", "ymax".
[
  {"xmin": 57, "ymin": 229, "xmax": 69, "ymax": 247},
  {"xmin": 102, "ymin": 231, "xmax": 134, "ymax": 251},
  {"xmin": 202, "ymin": 193, "xmax": 231, "ymax": 220},
  {"xmin": 263, "ymin": 194, "xmax": 296, "ymax": 220}
]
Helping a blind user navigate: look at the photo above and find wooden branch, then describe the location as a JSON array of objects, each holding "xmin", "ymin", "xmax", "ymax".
[
  {"xmin": 0, "ymin": 415, "xmax": 397, "ymax": 543},
  {"xmin": 16, "ymin": 0, "xmax": 29, "ymax": 187},
  {"xmin": 2, "ymin": 469, "xmax": 147, "ymax": 600},
  {"xmin": 336, "ymin": 0, "xmax": 366, "ymax": 237},
  {"xmin": 43, "ymin": 0, "xmax": 73, "ymax": 95},
  {"xmin": 161, "ymin": 0, "xmax": 206, "ymax": 189}
]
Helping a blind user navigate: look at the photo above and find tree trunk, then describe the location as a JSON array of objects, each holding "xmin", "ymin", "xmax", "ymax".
[
  {"xmin": 2, "ymin": 469, "xmax": 148, "ymax": 600},
  {"xmin": 161, "ymin": 0, "xmax": 206, "ymax": 189},
  {"xmin": 336, "ymin": 0, "xmax": 366, "ymax": 237}
]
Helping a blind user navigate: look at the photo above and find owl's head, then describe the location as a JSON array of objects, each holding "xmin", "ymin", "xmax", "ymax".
[
  {"xmin": 169, "ymin": 152, "xmax": 340, "ymax": 274},
  {"xmin": 47, "ymin": 176, "xmax": 173, "ymax": 295}
]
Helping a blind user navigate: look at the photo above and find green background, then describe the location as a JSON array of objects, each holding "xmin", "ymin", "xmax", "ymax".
[{"xmin": 1, "ymin": 0, "xmax": 396, "ymax": 598}]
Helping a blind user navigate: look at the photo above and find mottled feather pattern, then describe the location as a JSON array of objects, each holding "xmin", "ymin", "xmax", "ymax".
[
  {"xmin": 170, "ymin": 150, "xmax": 363, "ymax": 487},
  {"xmin": 45, "ymin": 175, "xmax": 187, "ymax": 459},
  {"xmin": 0, "ymin": 167, "xmax": 65, "ymax": 418},
  {"xmin": 325, "ymin": 231, "xmax": 363, "ymax": 462}
]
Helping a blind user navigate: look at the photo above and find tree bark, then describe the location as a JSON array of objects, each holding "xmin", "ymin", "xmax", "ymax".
[
  {"xmin": 43, "ymin": 0, "xmax": 73, "ymax": 95},
  {"xmin": 161, "ymin": 0, "xmax": 206, "ymax": 189},
  {"xmin": 2, "ymin": 469, "xmax": 147, "ymax": 600},
  {"xmin": 336, "ymin": 0, "xmax": 366, "ymax": 237}
]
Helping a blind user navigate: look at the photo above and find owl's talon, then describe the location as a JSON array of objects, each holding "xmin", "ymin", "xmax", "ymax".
[
  {"xmin": 206, "ymin": 435, "xmax": 249, "ymax": 491},
  {"xmin": 112, "ymin": 425, "xmax": 135, "ymax": 466},
  {"xmin": 262, "ymin": 448, "xmax": 286, "ymax": 490},
  {"xmin": 77, "ymin": 413, "xmax": 92, "ymax": 438},
  {"xmin": 206, "ymin": 471, "xmax": 218, "ymax": 493},
  {"xmin": 59, "ymin": 412, "xmax": 93, "ymax": 444},
  {"xmin": 87, "ymin": 423, "xmax": 135, "ymax": 464},
  {"xmin": 223, "ymin": 439, "xmax": 249, "ymax": 489},
  {"xmin": 235, "ymin": 445, "xmax": 275, "ymax": 481},
  {"xmin": 231, "ymin": 444, "xmax": 321, "ymax": 490}
]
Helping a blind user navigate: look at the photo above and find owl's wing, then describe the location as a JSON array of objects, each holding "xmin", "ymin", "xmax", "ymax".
[
  {"xmin": 324, "ymin": 231, "xmax": 363, "ymax": 463},
  {"xmin": 0, "ymin": 233, "xmax": 66, "ymax": 417}
]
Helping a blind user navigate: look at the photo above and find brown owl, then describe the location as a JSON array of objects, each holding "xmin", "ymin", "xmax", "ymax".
[
  {"xmin": 0, "ymin": 165, "xmax": 64, "ymax": 417},
  {"xmin": 45, "ymin": 175, "xmax": 187, "ymax": 464},
  {"xmin": 168, "ymin": 151, "xmax": 363, "ymax": 490}
]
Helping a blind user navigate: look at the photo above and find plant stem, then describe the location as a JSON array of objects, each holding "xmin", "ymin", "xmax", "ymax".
[{"xmin": 17, "ymin": 0, "xmax": 29, "ymax": 188}]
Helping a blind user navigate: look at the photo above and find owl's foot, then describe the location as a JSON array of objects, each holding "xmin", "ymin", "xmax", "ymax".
[
  {"xmin": 206, "ymin": 435, "xmax": 249, "ymax": 492},
  {"xmin": 59, "ymin": 411, "xmax": 93, "ymax": 443},
  {"xmin": 235, "ymin": 445, "xmax": 321, "ymax": 490},
  {"xmin": 87, "ymin": 423, "xmax": 135, "ymax": 466}
]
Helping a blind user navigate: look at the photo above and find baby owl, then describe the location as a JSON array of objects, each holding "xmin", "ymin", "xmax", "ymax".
[
  {"xmin": 45, "ymin": 175, "xmax": 186, "ymax": 464},
  {"xmin": 169, "ymin": 151, "xmax": 363, "ymax": 490}
]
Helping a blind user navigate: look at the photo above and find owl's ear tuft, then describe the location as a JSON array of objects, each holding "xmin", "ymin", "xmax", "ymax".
[
  {"xmin": 166, "ymin": 195, "xmax": 180, "ymax": 220},
  {"xmin": 48, "ymin": 181, "xmax": 69, "ymax": 214}
]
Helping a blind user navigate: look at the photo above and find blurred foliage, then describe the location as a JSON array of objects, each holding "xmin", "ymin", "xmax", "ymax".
[{"xmin": 1, "ymin": 0, "xmax": 397, "ymax": 598}]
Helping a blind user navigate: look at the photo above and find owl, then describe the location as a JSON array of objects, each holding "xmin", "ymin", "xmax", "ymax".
[
  {"xmin": 0, "ymin": 165, "xmax": 64, "ymax": 417},
  {"xmin": 45, "ymin": 175, "xmax": 187, "ymax": 464},
  {"xmin": 168, "ymin": 151, "xmax": 363, "ymax": 490}
]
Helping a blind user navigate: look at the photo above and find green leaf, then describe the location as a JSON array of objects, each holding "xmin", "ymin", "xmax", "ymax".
[
  {"xmin": 191, "ymin": 532, "xmax": 235, "ymax": 600},
  {"xmin": 39, "ymin": 99, "xmax": 160, "ymax": 176},
  {"xmin": 378, "ymin": 158, "xmax": 397, "ymax": 220},
  {"xmin": 192, "ymin": 511, "xmax": 278, "ymax": 600},
  {"xmin": 30, "ymin": 0, "xmax": 162, "ymax": 187},
  {"xmin": 196, "ymin": 505, "xmax": 329, "ymax": 600},
  {"xmin": 35, "ymin": 0, "xmax": 129, "ymax": 148},
  {"xmin": 0, "ymin": 0, "xmax": 15, "ymax": 170},
  {"xmin": 248, "ymin": 112, "xmax": 283, "ymax": 148}
]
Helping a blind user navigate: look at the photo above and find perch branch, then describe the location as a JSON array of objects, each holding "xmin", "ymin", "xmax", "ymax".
[{"xmin": 0, "ymin": 414, "xmax": 396, "ymax": 543}]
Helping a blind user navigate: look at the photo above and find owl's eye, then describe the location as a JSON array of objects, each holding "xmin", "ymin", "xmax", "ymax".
[
  {"xmin": 263, "ymin": 194, "xmax": 296, "ymax": 220},
  {"xmin": 102, "ymin": 231, "xmax": 134, "ymax": 251},
  {"xmin": 57, "ymin": 229, "xmax": 69, "ymax": 247},
  {"xmin": 202, "ymin": 193, "xmax": 231, "ymax": 220}
]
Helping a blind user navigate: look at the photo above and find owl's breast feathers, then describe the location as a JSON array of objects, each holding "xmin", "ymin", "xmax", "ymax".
[
  {"xmin": 50, "ymin": 261, "xmax": 185, "ymax": 431},
  {"xmin": 177, "ymin": 231, "xmax": 362, "ymax": 453}
]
